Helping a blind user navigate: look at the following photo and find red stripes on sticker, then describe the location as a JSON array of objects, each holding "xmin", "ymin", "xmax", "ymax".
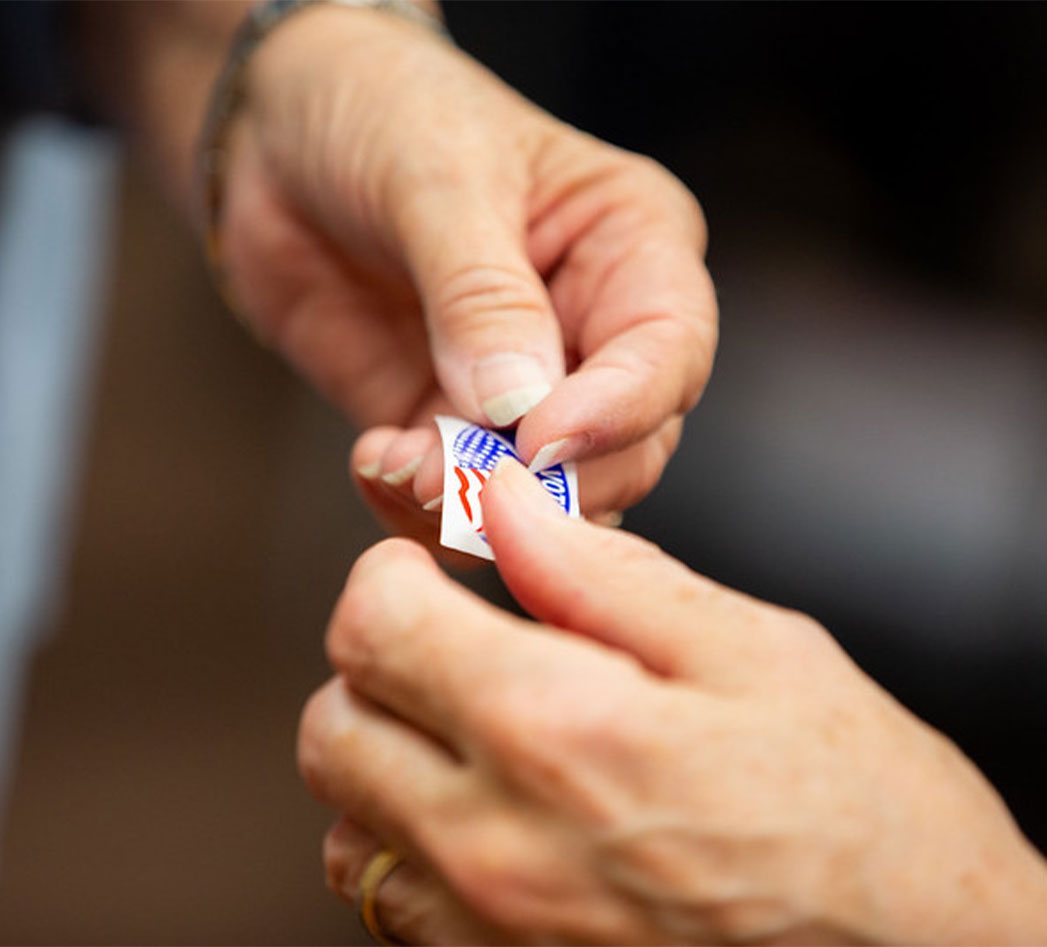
[{"xmin": 455, "ymin": 467, "xmax": 472, "ymax": 521}]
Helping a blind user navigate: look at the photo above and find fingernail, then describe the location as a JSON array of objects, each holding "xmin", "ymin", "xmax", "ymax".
[
  {"xmin": 473, "ymin": 354, "xmax": 553, "ymax": 428},
  {"xmin": 356, "ymin": 461, "xmax": 382, "ymax": 480},
  {"xmin": 527, "ymin": 435, "xmax": 585, "ymax": 473},
  {"xmin": 422, "ymin": 495, "xmax": 443, "ymax": 512},
  {"xmin": 381, "ymin": 456, "xmax": 423, "ymax": 487},
  {"xmin": 594, "ymin": 510, "xmax": 624, "ymax": 529}
]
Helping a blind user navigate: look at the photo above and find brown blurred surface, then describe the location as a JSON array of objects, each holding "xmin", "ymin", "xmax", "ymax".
[{"xmin": 0, "ymin": 158, "xmax": 381, "ymax": 944}]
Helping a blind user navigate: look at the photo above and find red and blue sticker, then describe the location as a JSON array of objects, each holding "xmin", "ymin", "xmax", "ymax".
[{"xmin": 436, "ymin": 416, "xmax": 579, "ymax": 560}]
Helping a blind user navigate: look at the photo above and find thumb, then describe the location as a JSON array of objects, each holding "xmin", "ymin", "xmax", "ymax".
[
  {"xmin": 396, "ymin": 187, "xmax": 565, "ymax": 427},
  {"xmin": 481, "ymin": 457, "xmax": 776, "ymax": 683}
]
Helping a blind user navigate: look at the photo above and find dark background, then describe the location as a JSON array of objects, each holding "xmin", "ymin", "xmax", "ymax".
[
  {"xmin": 1, "ymin": 3, "xmax": 1045, "ymax": 943},
  {"xmin": 446, "ymin": 0, "xmax": 1047, "ymax": 848}
]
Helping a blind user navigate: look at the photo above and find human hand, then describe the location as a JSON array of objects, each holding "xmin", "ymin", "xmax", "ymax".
[
  {"xmin": 299, "ymin": 459, "xmax": 1047, "ymax": 945},
  {"xmin": 217, "ymin": 4, "xmax": 715, "ymax": 539}
]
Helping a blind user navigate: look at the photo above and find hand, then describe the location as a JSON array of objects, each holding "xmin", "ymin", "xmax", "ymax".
[
  {"xmin": 298, "ymin": 460, "xmax": 1047, "ymax": 945},
  {"xmin": 217, "ymin": 5, "xmax": 715, "ymax": 542}
]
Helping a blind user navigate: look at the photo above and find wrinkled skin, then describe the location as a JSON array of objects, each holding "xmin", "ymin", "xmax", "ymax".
[
  {"xmin": 218, "ymin": 7, "xmax": 716, "ymax": 546},
  {"xmin": 298, "ymin": 461, "xmax": 1047, "ymax": 945}
]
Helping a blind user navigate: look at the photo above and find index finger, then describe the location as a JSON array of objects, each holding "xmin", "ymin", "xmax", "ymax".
[
  {"xmin": 515, "ymin": 165, "xmax": 717, "ymax": 468},
  {"xmin": 325, "ymin": 538, "xmax": 548, "ymax": 754}
]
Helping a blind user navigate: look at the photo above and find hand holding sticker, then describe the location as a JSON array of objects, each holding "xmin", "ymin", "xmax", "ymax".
[{"xmin": 435, "ymin": 416, "xmax": 579, "ymax": 560}]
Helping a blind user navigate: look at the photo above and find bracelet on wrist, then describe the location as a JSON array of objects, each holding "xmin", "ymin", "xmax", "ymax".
[{"xmin": 196, "ymin": 0, "xmax": 448, "ymax": 308}]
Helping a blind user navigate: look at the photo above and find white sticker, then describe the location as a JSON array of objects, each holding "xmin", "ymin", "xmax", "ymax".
[{"xmin": 434, "ymin": 416, "xmax": 580, "ymax": 560}]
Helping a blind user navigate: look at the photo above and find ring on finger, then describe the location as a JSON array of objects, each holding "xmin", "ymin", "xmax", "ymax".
[{"xmin": 358, "ymin": 848, "xmax": 405, "ymax": 946}]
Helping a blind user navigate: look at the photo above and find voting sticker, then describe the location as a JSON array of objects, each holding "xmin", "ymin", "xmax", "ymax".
[{"xmin": 434, "ymin": 416, "xmax": 579, "ymax": 560}]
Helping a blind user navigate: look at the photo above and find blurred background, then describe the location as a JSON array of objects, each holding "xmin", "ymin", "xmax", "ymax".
[{"xmin": 1, "ymin": 2, "xmax": 1045, "ymax": 943}]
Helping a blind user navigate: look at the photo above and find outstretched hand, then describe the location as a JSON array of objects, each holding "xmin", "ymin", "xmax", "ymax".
[{"xmin": 218, "ymin": 5, "xmax": 716, "ymax": 537}]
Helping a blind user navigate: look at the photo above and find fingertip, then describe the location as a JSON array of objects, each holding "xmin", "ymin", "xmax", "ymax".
[
  {"xmin": 485, "ymin": 455, "xmax": 560, "ymax": 511},
  {"xmin": 379, "ymin": 427, "xmax": 438, "ymax": 488},
  {"xmin": 513, "ymin": 385, "xmax": 596, "ymax": 467},
  {"xmin": 412, "ymin": 443, "xmax": 444, "ymax": 508},
  {"xmin": 482, "ymin": 457, "xmax": 573, "ymax": 561},
  {"xmin": 351, "ymin": 427, "xmax": 402, "ymax": 481}
]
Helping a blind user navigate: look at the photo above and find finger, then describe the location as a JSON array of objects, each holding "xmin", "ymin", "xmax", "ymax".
[
  {"xmin": 379, "ymin": 426, "xmax": 438, "ymax": 490},
  {"xmin": 371, "ymin": 413, "xmax": 680, "ymax": 526},
  {"xmin": 516, "ymin": 168, "xmax": 717, "ymax": 469},
  {"xmin": 326, "ymin": 538, "xmax": 543, "ymax": 748},
  {"xmin": 369, "ymin": 411, "xmax": 680, "ymax": 519},
  {"xmin": 352, "ymin": 425, "xmax": 401, "ymax": 481},
  {"xmin": 298, "ymin": 678, "xmax": 476, "ymax": 855},
  {"xmin": 482, "ymin": 458, "xmax": 786, "ymax": 685},
  {"xmin": 516, "ymin": 252, "xmax": 716, "ymax": 469},
  {"xmin": 351, "ymin": 432, "xmax": 474, "ymax": 569},
  {"xmin": 327, "ymin": 538, "xmax": 646, "ymax": 758},
  {"xmin": 352, "ymin": 427, "xmax": 436, "ymax": 541},
  {"xmin": 360, "ymin": 392, "xmax": 452, "ymax": 511},
  {"xmin": 573, "ymin": 415, "xmax": 683, "ymax": 516},
  {"xmin": 413, "ymin": 444, "xmax": 444, "ymax": 511},
  {"xmin": 324, "ymin": 817, "xmax": 385, "ymax": 903},
  {"xmin": 324, "ymin": 817, "xmax": 500, "ymax": 946},
  {"xmin": 395, "ymin": 185, "xmax": 566, "ymax": 428}
]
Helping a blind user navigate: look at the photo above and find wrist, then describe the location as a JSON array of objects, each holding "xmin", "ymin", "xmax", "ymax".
[
  {"xmin": 969, "ymin": 847, "xmax": 1047, "ymax": 945},
  {"xmin": 875, "ymin": 819, "xmax": 1047, "ymax": 944}
]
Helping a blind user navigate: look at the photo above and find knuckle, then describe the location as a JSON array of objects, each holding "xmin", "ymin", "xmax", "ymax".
[
  {"xmin": 357, "ymin": 536, "xmax": 426, "ymax": 574},
  {"xmin": 557, "ymin": 678, "xmax": 640, "ymax": 751},
  {"xmin": 632, "ymin": 437, "xmax": 672, "ymax": 504},
  {"xmin": 325, "ymin": 581, "xmax": 377, "ymax": 671},
  {"xmin": 617, "ymin": 151, "xmax": 672, "ymax": 190},
  {"xmin": 616, "ymin": 312, "xmax": 708, "ymax": 417},
  {"xmin": 654, "ymin": 417, "xmax": 685, "ymax": 474},
  {"xmin": 481, "ymin": 679, "xmax": 555, "ymax": 759},
  {"xmin": 755, "ymin": 605, "xmax": 842, "ymax": 673},
  {"xmin": 324, "ymin": 821, "xmax": 379, "ymax": 900},
  {"xmin": 326, "ymin": 539, "xmax": 429, "ymax": 668},
  {"xmin": 604, "ymin": 529, "xmax": 671, "ymax": 575},
  {"xmin": 617, "ymin": 152, "xmax": 705, "ymax": 235},
  {"xmin": 673, "ymin": 181, "xmax": 708, "ymax": 245},
  {"xmin": 666, "ymin": 314, "xmax": 713, "ymax": 409},
  {"xmin": 322, "ymin": 830, "xmax": 351, "ymax": 897},
  {"xmin": 769, "ymin": 606, "xmax": 832, "ymax": 649},
  {"xmin": 434, "ymin": 263, "xmax": 549, "ymax": 335},
  {"xmin": 436, "ymin": 821, "xmax": 545, "ymax": 929},
  {"xmin": 297, "ymin": 683, "xmax": 340, "ymax": 797},
  {"xmin": 785, "ymin": 609, "xmax": 829, "ymax": 639},
  {"xmin": 481, "ymin": 684, "xmax": 586, "ymax": 784},
  {"xmin": 480, "ymin": 661, "xmax": 644, "ymax": 821}
]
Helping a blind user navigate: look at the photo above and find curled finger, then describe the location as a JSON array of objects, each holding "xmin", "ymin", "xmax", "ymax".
[
  {"xmin": 574, "ymin": 414, "xmax": 683, "ymax": 517},
  {"xmin": 324, "ymin": 817, "xmax": 504, "ymax": 946}
]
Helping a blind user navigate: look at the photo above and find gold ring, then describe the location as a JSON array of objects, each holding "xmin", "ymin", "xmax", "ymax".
[{"xmin": 358, "ymin": 848, "xmax": 403, "ymax": 946}]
